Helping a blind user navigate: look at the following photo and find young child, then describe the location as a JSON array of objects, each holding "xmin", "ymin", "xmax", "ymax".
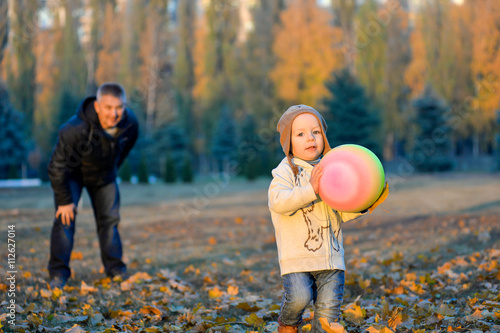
[{"xmin": 268, "ymin": 105, "xmax": 388, "ymax": 333}]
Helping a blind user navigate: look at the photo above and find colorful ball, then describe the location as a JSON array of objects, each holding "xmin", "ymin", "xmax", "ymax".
[{"xmin": 319, "ymin": 144, "xmax": 385, "ymax": 212}]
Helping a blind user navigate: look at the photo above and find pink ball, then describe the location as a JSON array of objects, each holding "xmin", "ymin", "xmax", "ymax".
[{"xmin": 319, "ymin": 144, "xmax": 385, "ymax": 212}]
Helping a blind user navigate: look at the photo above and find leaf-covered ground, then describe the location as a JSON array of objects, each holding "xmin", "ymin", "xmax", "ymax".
[{"xmin": 1, "ymin": 173, "xmax": 499, "ymax": 332}]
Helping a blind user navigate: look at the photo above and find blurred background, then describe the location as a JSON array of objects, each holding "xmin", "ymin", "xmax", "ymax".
[{"xmin": 1, "ymin": 0, "xmax": 499, "ymax": 184}]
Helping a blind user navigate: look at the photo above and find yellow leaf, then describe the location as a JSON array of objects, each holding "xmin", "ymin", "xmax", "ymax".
[
  {"xmin": 208, "ymin": 286, "xmax": 223, "ymax": 299},
  {"xmin": 387, "ymin": 308, "xmax": 404, "ymax": 330},
  {"xmin": 465, "ymin": 309, "xmax": 483, "ymax": 321},
  {"xmin": 52, "ymin": 287, "xmax": 63, "ymax": 300},
  {"xmin": 120, "ymin": 280, "xmax": 132, "ymax": 291},
  {"xmin": 27, "ymin": 313, "xmax": 42, "ymax": 327},
  {"xmin": 70, "ymin": 251, "xmax": 83, "ymax": 260},
  {"xmin": 184, "ymin": 265, "xmax": 196, "ymax": 274},
  {"xmin": 203, "ymin": 275, "xmax": 215, "ymax": 284},
  {"xmin": 245, "ymin": 313, "xmax": 264, "ymax": 326},
  {"xmin": 65, "ymin": 324, "xmax": 86, "ymax": 333},
  {"xmin": 159, "ymin": 286, "xmax": 172, "ymax": 295},
  {"xmin": 405, "ymin": 272, "xmax": 417, "ymax": 281},
  {"xmin": 343, "ymin": 303, "xmax": 366, "ymax": 324},
  {"xmin": 366, "ymin": 326, "xmax": 394, "ymax": 333},
  {"xmin": 227, "ymin": 285, "xmax": 239, "ymax": 296},
  {"xmin": 40, "ymin": 288, "xmax": 51, "ymax": 298},
  {"xmin": 139, "ymin": 306, "xmax": 162, "ymax": 318},
  {"xmin": 127, "ymin": 272, "xmax": 153, "ymax": 283},
  {"xmin": 438, "ymin": 262, "xmax": 453, "ymax": 274},
  {"xmin": 23, "ymin": 271, "xmax": 32, "ymax": 278},
  {"xmin": 80, "ymin": 281, "xmax": 97, "ymax": 295},
  {"xmin": 143, "ymin": 328, "xmax": 160, "ymax": 333},
  {"xmin": 209, "ymin": 237, "xmax": 217, "ymax": 245},
  {"xmin": 319, "ymin": 317, "xmax": 347, "ymax": 333}
]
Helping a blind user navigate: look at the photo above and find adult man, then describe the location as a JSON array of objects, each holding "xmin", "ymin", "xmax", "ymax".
[{"xmin": 47, "ymin": 83, "xmax": 138, "ymax": 288}]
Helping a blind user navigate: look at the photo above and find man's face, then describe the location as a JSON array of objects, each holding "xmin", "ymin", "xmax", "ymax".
[{"xmin": 94, "ymin": 95, "xmax": 125, "ymax": 129}]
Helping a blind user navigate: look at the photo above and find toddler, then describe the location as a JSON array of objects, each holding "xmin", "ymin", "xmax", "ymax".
[{"xmin": 268, "ymin": 105, "xmax": 388, "ymax": 332}]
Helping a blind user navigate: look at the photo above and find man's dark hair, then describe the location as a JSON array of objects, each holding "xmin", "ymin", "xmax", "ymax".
[{"xmin": 97, "ymin": 82, "xmax": 127, "ymax": 103}]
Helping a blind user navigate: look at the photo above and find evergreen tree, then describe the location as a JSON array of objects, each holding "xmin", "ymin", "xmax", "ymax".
[
  {"xmin": 0, "ymin": 84, "xmax": 27, "ymax": 179},
  {"xmin": 496, "ymin": 110, "xmax": 500, "ymax": 171},
  {"xmin": 137, "ymin": 155, "xmax": 149, "ymax": 184},
  {"xmin": 323, "ymin": 69, "xmax": 382, "ymax": 159},
  {"xmin": 154, "ymin": 123, "xmax": 187, "ymax": 161},
  {"xmin": 181, "ymin": 153, "xmax": 194, "ymax": 183},
  {"xmin": 119, "ymin": 159, "xmax": 132, "ymax": 182},
  {"xmin": 238, "ymin": 114, "xmax": 261, "ymax": 181},
  {"xmin": 411, "ymin": 85, "xmax": 453, "ymax": 172},
  {"xmin": 164, "ymin": 152, "xmax": 177, "ymax": 183},
  {"xmin": 212, "ymin": 104, "xmax": 237, "ymax": 173},
  {"xmin": 0, "ymin": 1, "xmax": 26, "ymax": 179}
]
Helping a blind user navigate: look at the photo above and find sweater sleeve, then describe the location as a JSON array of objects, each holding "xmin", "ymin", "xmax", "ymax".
[{"xmin": 268, "ymin": 164, "xmax": 318, "ymax": 216}]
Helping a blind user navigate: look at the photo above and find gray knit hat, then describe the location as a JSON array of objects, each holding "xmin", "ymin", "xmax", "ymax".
[{"xmin": 277, "ymin": 104, "xmax": 331, "ymax": 176}]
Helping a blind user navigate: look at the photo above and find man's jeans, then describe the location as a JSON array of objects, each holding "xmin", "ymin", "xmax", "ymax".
[
  {"xmin": 279, "ymin": 270, "xmax": 345, "ymax": 332},
  {"xmin": 48, "ymin": 179, "xmax": 126, "ymax": 280}
]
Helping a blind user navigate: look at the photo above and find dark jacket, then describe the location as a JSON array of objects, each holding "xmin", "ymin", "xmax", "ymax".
[{"xmin": 48, "ymin": 97, "xmax": 139, "ymax": 205}]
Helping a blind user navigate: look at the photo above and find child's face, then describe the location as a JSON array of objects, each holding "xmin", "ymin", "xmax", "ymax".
[{"xmin": 291, "ymin": 113, "xmax": 324, "ymax": 161}]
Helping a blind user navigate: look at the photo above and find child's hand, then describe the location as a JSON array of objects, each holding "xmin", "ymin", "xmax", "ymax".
[{"xmin": 309, "ymin": 164, "xmax": 323, "ymax": 194}]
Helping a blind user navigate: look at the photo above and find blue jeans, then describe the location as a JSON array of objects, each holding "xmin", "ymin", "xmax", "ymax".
[
  {"xmin": 279, "ymin": 270, "xmax": 345, "ymax": 332},
  {"xmin": 48, "ymin": 179, "xmax": 126, "ymax": 280}
]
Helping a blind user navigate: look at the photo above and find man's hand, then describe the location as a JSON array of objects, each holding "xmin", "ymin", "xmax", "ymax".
[
  {"xmin": 55, "ymin": 203, "xmax": 76, "ymax": 226},
  {"xmin": 368, "ymin": 182, "xmax": 389, "ymax": 213},
  {"xmin": 309, "ymin": 164, "xmax": 324, "ymax": 194}
]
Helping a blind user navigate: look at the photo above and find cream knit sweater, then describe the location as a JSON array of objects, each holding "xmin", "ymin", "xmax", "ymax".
[{"xmin": 268, "ymin": 157, "xmax": 364, "ymax": 276}]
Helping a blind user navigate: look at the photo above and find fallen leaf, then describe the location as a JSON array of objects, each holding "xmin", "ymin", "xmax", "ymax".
[
  {"xmin": 236, "ymin": 302, "xmax": 261, "ymax": 312},
  {"xmin": 65, "ymin": 324, "xmax": 86, "ymax": 333},
  {"xmin": 139, "ymin": 305, "xmax": 162, "ymax": 319},
  {"xmin": 245, "ymin": 313, "xmax": 264, "ymax": 325},
  {"xmin": 319, "ymin": 317, "xmax": 347, "ymax": 333},
  {"xmin": 365, "ymin": 326, "xmax": 395, "ymax": 333},
  {"xmin": 208, "ymin": 286, "xmax": 223, "ymax": 299},
  {"xmin": 227, "ymin": 285, "xmax": 239, "ymax": 296},
  {"xmin": 40, "ymin": 288, "xmax": 50, "ymax": 299},
  {"xmin": 52, "ymin": 287, "xmax": 63, "ymax": 300},
  {"xmin": 437, "ymin": 304, "xmax": 457, "ymax": 316},
  {"xmin": 80, "ymin": 281, "xmax": 97, "ymax": 295},
  {"xmin": 343, "ymin": 302, "xmax": 366, "ymax": 324},
  {"xmin": 70, "ymin": 252, "xmax": 83, "ymax": 260}
]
